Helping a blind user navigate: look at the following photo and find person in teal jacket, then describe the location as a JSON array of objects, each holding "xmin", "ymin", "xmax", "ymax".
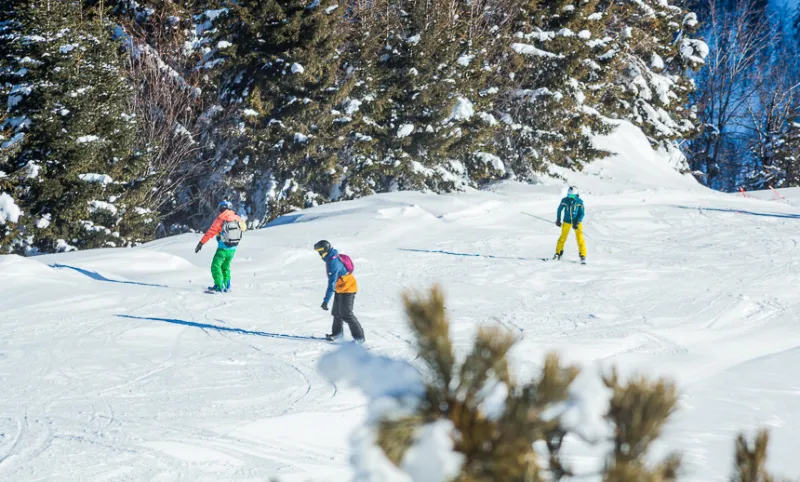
[{"xmin": 554, "ymin": 186, "xmax": 586, "ymax": 264}]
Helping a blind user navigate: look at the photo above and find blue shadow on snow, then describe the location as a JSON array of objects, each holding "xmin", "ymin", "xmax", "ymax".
[
  {"xmin": 398, "ymin": 248, "xmax": 540, "ymax": 261},
  {"xmin": 676, "ymin": 206, "xmax": 800, "ymax": 219},
  {"xmin": 50, "ymin": 263, "xmax": 168, "ymax": 288},
  {"xmin": 116, "ymin": 314, "xmax": 326, "ymax": 341},
  {"xmin": 263, "ymin": 213, "xmax": 304, "ymax": 228},
  {"xmin": 262, "ymin": 207, "xmax": 375, "ymax": 229}
]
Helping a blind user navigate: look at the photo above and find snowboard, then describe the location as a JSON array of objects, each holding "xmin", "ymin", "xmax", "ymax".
[{"xmin": 325, "ymin": 337, "xmax": 368, "ymax": 347}]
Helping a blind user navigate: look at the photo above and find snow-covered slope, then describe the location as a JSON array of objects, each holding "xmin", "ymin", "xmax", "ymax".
[{"xmin": 3, "ymin": 121, "xmax": 800, "ymax": 481}]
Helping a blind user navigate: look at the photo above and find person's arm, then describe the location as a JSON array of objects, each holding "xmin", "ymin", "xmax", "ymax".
[
  {"xmin": 576, "ymin": 201, "xmax": 585, "ymax": 224},
  {"xmin": 200, "ymin": 215, "xmax": 224, "ymax": 245},
  {"xmin": 324, "ymin": 260, "xmax": 346, "ymax": 304},
  {"xmin": 556, "ymin": 199, "xmax": 566, "ymax": 224}
]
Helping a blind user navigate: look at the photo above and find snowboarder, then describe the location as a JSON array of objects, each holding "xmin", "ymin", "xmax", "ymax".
[
  {"xmin": 195, "ymin": 200, "xmax": 247, "ymax": 292},
  {"xmin": 314, "ymin": 240, "xmax": 365, "ymax": 343},
  {"xmin": 554, "ymin": 186, "xmax": 587, "ymax": 264}
]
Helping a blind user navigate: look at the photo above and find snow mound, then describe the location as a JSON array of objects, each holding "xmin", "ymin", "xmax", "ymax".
[
  {"xmin": 375, "ymin": 204, "xmax": 439, "ymax": 221},
  {"xmin": 554, "ymin": 119, "xmax": 700, "ymax": 195},
  {"xmin": 319, "ymin": 344, "xmax": 424, "ymax": 408},
  {"xmin": 0, "ymin": 255, "xmax": 59, "ymax": 281}
]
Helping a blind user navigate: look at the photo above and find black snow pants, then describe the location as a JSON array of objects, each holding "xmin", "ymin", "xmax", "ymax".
[{"xmin": 331, "ymin": 292, "xmax": 364, "ymax": 341}]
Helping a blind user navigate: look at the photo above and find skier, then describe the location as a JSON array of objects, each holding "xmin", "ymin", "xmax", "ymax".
[
  {"xmin": 195, "ymin": 200, "xmax": 246, "ymax": 292},
  {"xmin": 314, "ymin": 240, "xmax": 365, "ymax": 343},
  {"xmin": 554, "ymin": 186, "xmax": 587, "ymax": 264}
]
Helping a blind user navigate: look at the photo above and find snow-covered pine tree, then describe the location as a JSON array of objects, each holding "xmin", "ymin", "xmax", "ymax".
[
  {"xmin": 0, "ymin": 170, "xmax": 22, "ymax": 251},
  {"xmin": 0, "ymin": 0, "xmax": 154, "ymax": 254},
  {"xmin": 319, "ymin": 0, "xmax": 396, "ymax": 201},
  {"xmin": 370, "ymin": 0, "xmax": 509, "ymax": 191},
  {"xmin": 605, "ymin": 0, "xmax": 707, "ymax": 154},
  {"xmin": 0, "ymin": 0, "xmax": 23, "ymax": 250},
  {"xmin": 776, "ymin": 118, "xmax": 800, "ymax": 187},
  {"xmin": 199, "ymin": 0, "xmax": 355, "ymax": 225},
  {"xmin": 502, "ymin": 0, "xmax": 615, "ymax": 176},
  {"xmin": 748, "ymin": 117, "xmax": 800, "ymax": 190}
]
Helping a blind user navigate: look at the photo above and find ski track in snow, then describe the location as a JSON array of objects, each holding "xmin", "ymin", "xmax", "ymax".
[{"xmin": 4, "ymin": 124, "xmax": 800, "ymax": 480}]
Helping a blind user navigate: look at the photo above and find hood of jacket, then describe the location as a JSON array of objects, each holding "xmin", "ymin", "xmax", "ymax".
[
  {"xmin": 217, "ymin": 209, "xmax": 239, "ymax": 222},
  {"xmin": 322, "ymin": 248, "xmax": 339, "ymax": 262}
]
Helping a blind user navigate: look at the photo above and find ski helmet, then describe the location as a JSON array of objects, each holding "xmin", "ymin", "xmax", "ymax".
[
  {"xmin": 314, "ymin": 240, "xmax": 332, "ymax": 257},
  {"xmin": 218, "ymin": 200, "xmax": 233, "ymax": 212},
  {"xmin": 567, "ymin": 186, "xmax": 579, "ymax": 198}
]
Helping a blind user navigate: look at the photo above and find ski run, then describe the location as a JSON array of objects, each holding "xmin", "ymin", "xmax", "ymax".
[{"xmin": 3, "ymin": 121, "xmax": 800, "ymax": 481}]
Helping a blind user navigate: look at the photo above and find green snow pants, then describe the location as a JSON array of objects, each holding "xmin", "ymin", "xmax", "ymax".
[{"xmin": 211, "ymin": 248, "xmax": 236, "ymax": 290}]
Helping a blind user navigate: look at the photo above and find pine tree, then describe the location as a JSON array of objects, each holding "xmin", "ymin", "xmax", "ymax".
[
  {"xmin": 201, "ymin": 0, "xmax": 355, "ymax": 225},
  {"xmin": 0, "ymin": 0, "xmax": 154, "ymax": 254},
  {"xmin": 749, "ymin": 116, "xmax": 800, "ymax": 190},
  {"xmin": 502, "ymin": 0, "xmax": 616, "ymax": 176},
  {"xmin": 603, "ymin": 0, "xmax": 707, "ymax": 153},
  {"xmin": 372, "ymin": 0, "xmax": 509, "ymax": 191}
]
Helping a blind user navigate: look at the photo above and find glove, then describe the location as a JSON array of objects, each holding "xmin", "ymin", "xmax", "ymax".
[
  {"xmin": 321, "ymin": 302, "xmax": 329, "ymax": 311},
  {"xmin": 573, "ymin": 223, "xmax": 579, "ymax": 231},
  {"xmin": 195, "ymin": 242, "xmax": 203, "ymax": 253},
  {"xmin": 556, "ymin": 220, "xmax": 562, "ymax": 227}
]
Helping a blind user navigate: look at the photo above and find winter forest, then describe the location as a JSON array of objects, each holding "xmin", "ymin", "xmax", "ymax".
[{"xmin": 0, "ymin": 0, "xmax": 797, "ymax": 254}]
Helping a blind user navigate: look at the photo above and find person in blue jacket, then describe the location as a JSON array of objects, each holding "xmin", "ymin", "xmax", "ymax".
[
  {"xmin": 314, "ymin": 240, "xmax": 365, "ymax": 343},
  {"xmin": 554, "ymin": 186, "xmax": 586, "ymax": 264}
]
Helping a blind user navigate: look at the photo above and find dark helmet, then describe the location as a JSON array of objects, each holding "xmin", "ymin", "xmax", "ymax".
[
  {"xmin": 314, "ymin": 240, "xmax": 332, "ymax": 257},
  {"xmin": 218, "ymin": 200, "xmax": 233, "ymax": 212}
]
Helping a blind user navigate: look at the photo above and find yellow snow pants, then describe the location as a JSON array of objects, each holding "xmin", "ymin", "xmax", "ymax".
[{"xmin": 556, "ymin": 222, "xmax": 586, "ymax": 257}]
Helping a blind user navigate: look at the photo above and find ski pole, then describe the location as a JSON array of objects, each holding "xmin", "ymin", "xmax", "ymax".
[
  {"xmin": 522, "ymin": 211, "xmax": 591, "ymax": 237},
  {"xmin": 521, "ymin": 211, "xmax": 555, "ymax": 225}
]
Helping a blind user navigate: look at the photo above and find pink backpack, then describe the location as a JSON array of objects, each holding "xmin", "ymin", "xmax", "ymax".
[{"xmin": 337, "ymin": 254, "xmax": 355, "ymax": 273}]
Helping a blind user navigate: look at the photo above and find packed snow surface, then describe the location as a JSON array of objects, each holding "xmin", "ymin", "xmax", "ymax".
[{"xmin": 3, "ymin": 120, "xmax": 800, "ymax": 481}]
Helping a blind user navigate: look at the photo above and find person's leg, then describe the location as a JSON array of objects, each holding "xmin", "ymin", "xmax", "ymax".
[
  {"xmin": 330, "ymin": 293, "xmax": 344, "ymax": 339},
  {"xmin": 556, "ymin": 222, "xmax": 571, "ymax": 255},
  {"xmin": 210, "ymin": 250, "xmax": 226, "ymax": 290},
  {"xmin": 340, "ymin": 293, "xmax": 364, "ymax": 341},
  {"xmin": 575, "ymin": 223, "xmax": 587, "ymax": 258},
  {"xmin": 221, "ymin": 249, "xmax": 235, "ymax": 289}
]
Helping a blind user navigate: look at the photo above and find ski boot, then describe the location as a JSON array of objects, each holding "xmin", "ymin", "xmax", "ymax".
[
  {"xmin": 225, "ymin": 280, "xmax": 231, "ymax": 292},
  {"xmin": 325, "ymin": 333, "xmax": 343, "ymax": 342},
  {"xmin": 580, "ymin": 256, "xmax": 586, "ymax": 265},
  {"xmin": 353, "ymin": 337, "xmax": 366, "ymax": 344},
  {"xmin": 553, "ymin": 251, "xmax": 563, "ymax": 261}
]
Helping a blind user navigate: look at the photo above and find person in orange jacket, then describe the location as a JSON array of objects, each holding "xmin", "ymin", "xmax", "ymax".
[
  {"xmin": 314, "ymin": 240, "xmax": 364, "ymax": 343},
  {"xmin": 195, "ymin": 200, "xmax": 246, "ymax": 293}
]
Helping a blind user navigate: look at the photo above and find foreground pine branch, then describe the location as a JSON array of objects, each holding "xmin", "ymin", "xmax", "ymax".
[{"xmin": 320, "ymin": 285, "xmax": 793, "ymax": 482}]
